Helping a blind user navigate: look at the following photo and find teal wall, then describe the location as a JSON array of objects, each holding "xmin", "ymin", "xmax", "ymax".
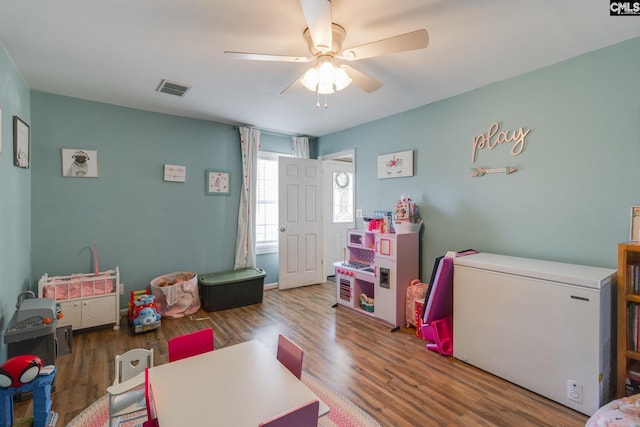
[
  {"xmin": 29, "ymin": 94, "xmax": 305, "ymax": 302},
  {"xmin": 30, "ymin": 93, "xmax": 244, "ymax": 305},
  {"xmin": 0, "ymin": 47, "xmax": 31, "ymax": 359},
  {"xmin": 319, "ymin": 37, "xmax": 640, "ymax": 276},
  {"xmin": 1, "ymin": 36, "xmax": 639, "ymax": 357}
]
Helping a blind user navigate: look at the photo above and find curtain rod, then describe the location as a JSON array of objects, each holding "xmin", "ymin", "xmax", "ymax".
[{"xmin": 233, "ymin": 125, "xmax": 307, "ymax": 139}]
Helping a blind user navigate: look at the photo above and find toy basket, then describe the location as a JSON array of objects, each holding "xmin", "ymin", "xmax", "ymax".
[
  {"xmin": 150, "ymin": 271, "xmax": 200, "ymax": 318},
  {"xmin": 360, "ymin": 301, "xmax": 374, "ymax": 312},
  {"xmin": 359, "ymin": 293, "xmax": 374, "ymax": 312},
  {"xmin": 394, "ymin": 221, "xmax": 422, "ymax": 234}
]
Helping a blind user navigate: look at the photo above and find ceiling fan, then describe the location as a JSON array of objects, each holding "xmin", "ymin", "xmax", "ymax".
[{"xmin": 224, "ymin": 0, "xmax": 429, "ymax": 99}]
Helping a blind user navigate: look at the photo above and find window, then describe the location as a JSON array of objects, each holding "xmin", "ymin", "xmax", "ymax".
[
  {"xmin": 332, "ymin": 171, "xmax": 354, "ymax": 223},
  {"xmin": 256, "ymin": 151, "xmax": 290, "ymax": 254}
]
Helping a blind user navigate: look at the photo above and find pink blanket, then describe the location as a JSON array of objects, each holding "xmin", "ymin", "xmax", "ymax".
[{"xmin": 42, "ymin": 275, "xmax": 114, "ymax": 300}]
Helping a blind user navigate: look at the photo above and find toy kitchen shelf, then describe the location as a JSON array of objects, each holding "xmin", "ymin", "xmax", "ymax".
[{"xmin": 334, "ymin": 228, "xmax": 418, "ymax": 330}]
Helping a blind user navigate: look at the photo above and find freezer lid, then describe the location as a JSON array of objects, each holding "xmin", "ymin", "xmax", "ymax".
[{"xmin": 453, "ymin": 252, "xmax": 615, "ymax": 290}]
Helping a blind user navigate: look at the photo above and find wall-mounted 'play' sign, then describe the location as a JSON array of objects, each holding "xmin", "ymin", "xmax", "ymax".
[
  {"xmin": 472, "ymin": 122, "xmax": 531, "ymax": 163},
  {"xmin": 471, "ymin": 166, "xmax": 517, "ymax": 178}
]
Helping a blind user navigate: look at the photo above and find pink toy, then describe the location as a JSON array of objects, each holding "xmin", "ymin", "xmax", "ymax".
[
  {"xmin": 150, "ymin": 271, "xmax": 201, "ymax": 318},
  {"xmin": 367, "ymin": 218, "xmax": 382, "ymax": 232},
  {"xmin": 406, "ymin": 279, "xmax": 428, "ymax": 337},
  {"xmin": 421, "ymin": 316, "xmax": 453, "ymax": 355},
  {"xmin": 419, "ymin": 249, "xmax": 477, "ymax": 356}
]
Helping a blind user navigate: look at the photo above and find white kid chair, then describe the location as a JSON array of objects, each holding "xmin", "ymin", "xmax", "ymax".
[{"xmin": 107, "ymin": 348, "xmax": 154, "ymax": 427}]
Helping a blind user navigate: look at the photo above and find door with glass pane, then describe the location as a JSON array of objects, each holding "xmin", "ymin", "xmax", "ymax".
[{"xmin": 323, "ymin": 159, "xmax": 355, "ymax": 277}]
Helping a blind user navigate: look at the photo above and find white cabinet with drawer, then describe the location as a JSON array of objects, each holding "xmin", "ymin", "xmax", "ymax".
[{"xmin": 56, "ymin": 294, "xmax": 118, "ymax": 330}]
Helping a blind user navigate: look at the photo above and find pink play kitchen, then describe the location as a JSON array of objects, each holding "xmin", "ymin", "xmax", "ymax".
[{"xmin": 334, "ymin": 198, "xmax": 421, "ymax": 330}]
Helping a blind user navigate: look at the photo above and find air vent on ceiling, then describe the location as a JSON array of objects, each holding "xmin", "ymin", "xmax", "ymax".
[{"xmin": 156, "ymin": 79, "xmax": 191, "ymax": 97}]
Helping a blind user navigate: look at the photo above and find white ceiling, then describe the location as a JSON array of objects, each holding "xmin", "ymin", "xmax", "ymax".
[{"xmin": 0, "ymin": 0, "xmax": 638, "ymax": 137}]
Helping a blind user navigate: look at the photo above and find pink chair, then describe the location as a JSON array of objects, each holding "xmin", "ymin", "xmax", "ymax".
[
  {"xmin": 143, "ymin": 368, "xmax": 159, "ymax": 427},
  {"xmin": 258, "ymin": 399, "xmax": 319, "ymax": 427},
  {"xmin": 167, "ymin": 328, "xmax": 214, "ymax": 362},
  {"xmin": 276, "ymin": 334, "xmax": 304, "ymax": 379}
]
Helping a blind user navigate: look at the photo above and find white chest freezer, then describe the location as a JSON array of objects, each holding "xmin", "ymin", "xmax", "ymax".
[{"xmin": 453, "ymin": 252, "xmax": 616, "ymax": 416}]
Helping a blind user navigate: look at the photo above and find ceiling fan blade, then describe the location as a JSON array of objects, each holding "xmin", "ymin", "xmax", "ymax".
[
  {"xmin": 341, "ymin": 29, "xmax": 429, "ymax": 61},
  {"xmin": 299, "ymin": 0, "xmax": 332, "ymax": 52},
  {"xmin": 342, "ymin": 65, "xmax": 383, "ymax": 93},
  {"xmin": 225, "ymin": 51, "xmax": 311, "ymax": 63},
  {"xmin": 280, "ymin": 71, "xmax": 307, "ymax": 95}
]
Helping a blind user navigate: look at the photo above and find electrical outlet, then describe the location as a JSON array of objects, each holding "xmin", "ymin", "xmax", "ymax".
[
  {"xmin": 356, "ymin": 209, "xmax": 363, "ymax": 218},
  {"xmin": 567, "ymin": 380, "xmax": 583, "ymax": 404}
]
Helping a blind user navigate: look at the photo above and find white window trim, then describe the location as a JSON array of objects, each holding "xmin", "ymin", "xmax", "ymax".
[{"xmin": 256, "ymin": 151, "xmax": 292, "ymax": 255}]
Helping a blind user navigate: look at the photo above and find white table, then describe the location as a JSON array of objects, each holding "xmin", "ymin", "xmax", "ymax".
[{"xmin": 149, "ymin": 340, "xmax": 329, "ymax": 426}]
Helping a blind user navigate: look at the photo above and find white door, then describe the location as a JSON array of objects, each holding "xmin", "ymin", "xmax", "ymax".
[
  {"xmin": 278, "ymin": 157, "xmax": 324, "ymax": 289},
  {"xmin": 322, "ymin": 160, "xmax": 355, "ymax": 276}
]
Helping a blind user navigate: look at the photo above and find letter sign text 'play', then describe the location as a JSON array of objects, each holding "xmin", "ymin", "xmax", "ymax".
[{"xmin": 471, "ymin": 122, "xmax": 531, "ymax": 163}]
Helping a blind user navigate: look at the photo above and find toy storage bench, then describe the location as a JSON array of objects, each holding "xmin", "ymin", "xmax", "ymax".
[
  {"xmin": 38, "ymin": 267, "xmax": 121, "ymax": 331},
  {"xmin": 198, "ymin": 268, "xmax": 266, "ymax": 312}
]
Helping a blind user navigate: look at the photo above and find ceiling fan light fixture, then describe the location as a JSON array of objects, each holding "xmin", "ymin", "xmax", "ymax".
[
  {"xmin": 317, "ymin": 61, "xmax": 335, "ymax": 84},
  {"xmin": 301, "ymin": 57, "xmax": 352, "ymax": 95},
  {"xmin": 317, "ymin": 81, "xmax": 335, "ymax": 95},
  {"xmin": 334, "ymin": 66, "xmax": 352, "ymax": 91},
  {"xmin": 300, "ymin": 68, "xmax": 319, "ymax": 91}
]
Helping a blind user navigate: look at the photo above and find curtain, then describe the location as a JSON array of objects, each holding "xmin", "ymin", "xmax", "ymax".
[
  {"xmin": 234, "ymin": 127, "xmax": 260, "ymax": 270},
  {"xmin": 292, "ymin": 136, "xmax": 310, "ymax": 159}
]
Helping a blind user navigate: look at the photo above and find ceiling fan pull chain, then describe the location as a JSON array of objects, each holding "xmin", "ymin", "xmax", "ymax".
[
  {"xmin": 316, "ymin": 90, "xmax": 321, "ymax": 108},
  {"xmin": 324, "ymin": 94, "xmax": 328, "ymax": 109}
]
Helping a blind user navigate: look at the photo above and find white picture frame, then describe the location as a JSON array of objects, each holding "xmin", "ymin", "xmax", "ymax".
[
  {"xmin": 377, "ymin": 150, "xmax": 414, "ymax": 179},
  {"xmin": 61, "ymin": 148, "xmax": 98, "ymax": 178},
  {"xmin": 206, "ymin": 170, "xmax": 230, "ymax": 195},
  {"xmin": 631, "ymin": 206, "xmax": 640, "ymax": 241},
  {"xmin": 163, "ymin": 164, "xmax": 186, "ymax": 183}
]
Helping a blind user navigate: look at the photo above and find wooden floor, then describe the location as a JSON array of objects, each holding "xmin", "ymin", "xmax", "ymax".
[{"xmin": 14, "ymin": 281, "xmax": 589, "ymax": 426}]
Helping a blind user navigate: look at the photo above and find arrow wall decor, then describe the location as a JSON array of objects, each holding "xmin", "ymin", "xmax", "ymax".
[{"xmin": 471, "ymin": 166, "xmax": 517, "ymax": 177}]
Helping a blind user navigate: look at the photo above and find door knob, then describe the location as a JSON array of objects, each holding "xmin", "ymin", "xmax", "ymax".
[{"xmin": 280, "ymin": 227, "xmax": 285, "ymax": 232}]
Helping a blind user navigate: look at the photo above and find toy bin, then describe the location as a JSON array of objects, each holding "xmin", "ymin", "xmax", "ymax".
[
  {"xmin": 198, "ymin": 268, "xmax": 266, "ymax": 312},
  {"xmin": 150, "ymin": 271, "xmax": 200, "ymax": 318}
]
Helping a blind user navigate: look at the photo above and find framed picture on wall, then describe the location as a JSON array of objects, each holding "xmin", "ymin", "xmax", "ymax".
[
  {"xmin": 377, "ymin": 150, "xmax": 414, "ymax": 179},
  {"xmin": 61, "ymin": 148, "xmax": 98, "ymax": 178},
  {"xmin": 631, "ymin": 206, "xmax": 640, "ymax": 241},
  {"xmin": 164, "ymin": 164, "xmax": 186, "ymax": 182},
  {"xmin": 13, "ymin": 116, "xmax": 30, "ymax": 168},
  {"xmin": 206, "ymin": 170, "xmax": 230, "ymax": 195}
]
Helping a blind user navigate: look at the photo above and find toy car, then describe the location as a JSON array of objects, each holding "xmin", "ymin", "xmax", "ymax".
[{"xmin": 128, "ymin": 289, "xmax": 161, "ymax": 334}]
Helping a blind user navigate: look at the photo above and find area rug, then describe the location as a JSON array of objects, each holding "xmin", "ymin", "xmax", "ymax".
[
  {"xmin": 66, "ymin": 373, "xmax": 381, "ymax": 427},
  {"xmin": 303, "ymin": 373, "xmax": 381, "ymax": 427}
]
